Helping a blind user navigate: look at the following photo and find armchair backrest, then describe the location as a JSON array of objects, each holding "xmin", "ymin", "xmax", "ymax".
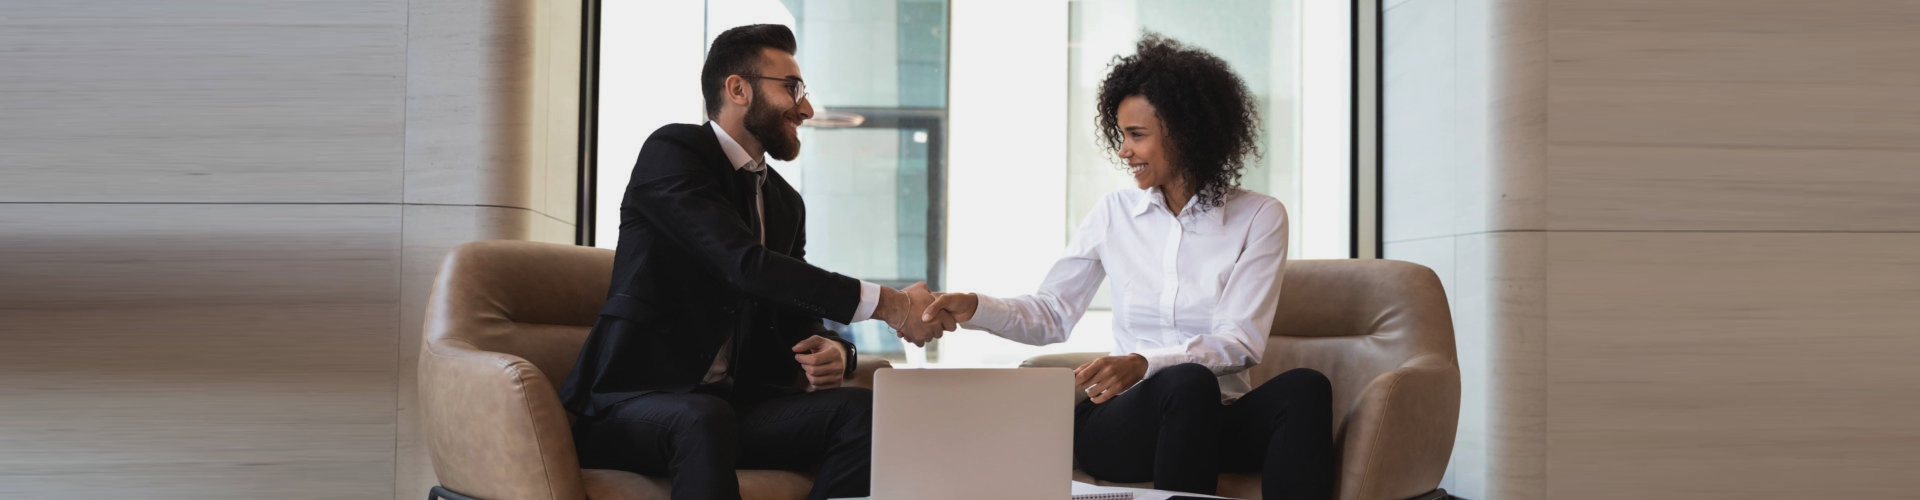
[
  {"xmin": 426, "ymin": 240, "xmax": 611, "ymax": 384},
  {"xmin": 1255, "ymin": 259, "xmax": 1460, "ymax": 500},
  {"xmin": 418, "ymin": 240, "xmax": 613, "ymax": 500}
]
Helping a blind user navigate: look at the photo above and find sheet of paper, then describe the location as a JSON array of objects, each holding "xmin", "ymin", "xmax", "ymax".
[
  {"xmin": 832, "ymin": 483, "xmax": 1242, "ymax": 500},
  {"xmin": 1071, "ymin": 481, "xmax": 1239, "ymax": 500}
]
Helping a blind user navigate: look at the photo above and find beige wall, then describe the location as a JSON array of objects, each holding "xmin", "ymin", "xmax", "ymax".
[
  {"xmin": 1386, "ymin": 0, "xmax": 1920, "ymax": 498},
  {"xmin": 398, "ymin": 1, "xmax": 582, "ymax": 498},
  {"xmin": 0, "ymin": 1, "xmax": 580, "ymax": 498}
]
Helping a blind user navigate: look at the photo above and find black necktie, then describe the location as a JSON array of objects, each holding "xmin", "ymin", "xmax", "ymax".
[{"xmin": 741, "ymin": 163, "xmax": 766, "ymax": 245}]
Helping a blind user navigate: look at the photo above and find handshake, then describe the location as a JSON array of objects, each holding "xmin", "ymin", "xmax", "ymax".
[{"xmin": 873, "ymin": 282, "xmax": 978, "ymax": 347}]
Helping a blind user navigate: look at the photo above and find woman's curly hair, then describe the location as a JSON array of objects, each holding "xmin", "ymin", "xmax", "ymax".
[{"xmin": 1097, "ymin": 32, "xmax": 1261, "ymax": 211}]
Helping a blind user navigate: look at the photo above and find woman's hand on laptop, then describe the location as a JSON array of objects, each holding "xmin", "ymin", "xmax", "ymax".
[{"xmin": 1074, "ymin": 354, "xmax": 1149, "ymax": 404}]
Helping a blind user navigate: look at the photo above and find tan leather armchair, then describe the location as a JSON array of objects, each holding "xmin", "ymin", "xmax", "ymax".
[
  {"xmin": 1022, "ymin": 259, "xmax": 1460, "ymax": 500},
  {"xmin": 418, "ymin": 240, "xmax": 892, "ymax": 500}
]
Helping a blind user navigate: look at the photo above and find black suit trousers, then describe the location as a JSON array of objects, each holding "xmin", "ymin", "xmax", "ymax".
[
  {"xmin": 571, "ymin": 384, "xmax": 874, "ymax": 500},
  {"xmin": 1074, "ymin": 363, "xmax": 1335, "ymax": 500}
]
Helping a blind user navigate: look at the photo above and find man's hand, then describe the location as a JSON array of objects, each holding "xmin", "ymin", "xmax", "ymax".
[
  {"xmin": 1074, "ymin": 354, "xmax": 1150, "ymax": 404},
  {"xmin": 792, "ymin": 335, "xmax": 847, "ymax": 391},
  {"xmin": 876, "ymin": 282, "xmax": 942, "ymax": 347},
  {"xmin": 922, "ymin": 292, "xmax": 979, "ymax": 333}
]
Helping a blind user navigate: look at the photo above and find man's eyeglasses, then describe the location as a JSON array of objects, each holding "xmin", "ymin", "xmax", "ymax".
[{"xmin": 742, "ymin": 74, "xmax": 809, "ymax": 104}]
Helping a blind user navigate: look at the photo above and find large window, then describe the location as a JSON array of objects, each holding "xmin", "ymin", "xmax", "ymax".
[{"xmin": 587, "ymin": 0, "xmax": 1361, "ymax": 366}]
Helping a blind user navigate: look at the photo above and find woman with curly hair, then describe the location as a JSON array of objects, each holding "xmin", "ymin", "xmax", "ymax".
[{"xmin": 921, "ymin": 33, "xmax": 1333, "ymax": 499}]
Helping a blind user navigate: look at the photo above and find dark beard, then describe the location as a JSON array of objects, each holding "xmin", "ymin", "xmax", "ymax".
[{"xmin": 745, "ymin": 86, "xmax": 802, "ymax": 161}]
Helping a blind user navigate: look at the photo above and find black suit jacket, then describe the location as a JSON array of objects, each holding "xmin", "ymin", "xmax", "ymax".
[{"xmin": 560, "ymin": 123, "xmax": 863, "ymax": 419}]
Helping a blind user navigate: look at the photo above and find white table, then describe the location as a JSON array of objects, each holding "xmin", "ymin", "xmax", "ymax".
[{"xmin": 831, "ymin": 481, "xmax": 1240, "ymax": 500}]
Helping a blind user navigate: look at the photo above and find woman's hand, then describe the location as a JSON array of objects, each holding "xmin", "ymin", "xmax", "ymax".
[
  {"xmin": 1074, "ymin": 354, "xmax": 1149, "ymax": 404},
  {"xmin": 921, "ymin": 292, "xmax": 979, "ymax": 333}
]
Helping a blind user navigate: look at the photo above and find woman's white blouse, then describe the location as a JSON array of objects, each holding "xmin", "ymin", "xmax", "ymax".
[{"xmin": 962, "ymin": 187, "xmax": 1289, "ymax": 402}]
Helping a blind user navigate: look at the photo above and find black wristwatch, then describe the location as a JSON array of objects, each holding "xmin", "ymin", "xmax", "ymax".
[{"xmin": 842, "ymin": 341, "xmax": 859, "ymax": 378}]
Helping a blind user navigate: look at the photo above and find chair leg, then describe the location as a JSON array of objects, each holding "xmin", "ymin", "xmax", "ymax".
[{"xmin": 429, "ymin": 485, "xmax": 481, "ymax": 500}]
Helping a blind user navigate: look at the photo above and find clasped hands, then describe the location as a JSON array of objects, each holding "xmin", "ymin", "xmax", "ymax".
[
  {"xmin": 789, "ymin": 284, "xmax": 985, "ymax": 391},
  {"xmin": 872, "ymin": 284, "xmax": 1148, "ymax": 403},
  {"xmin": 788, "ymin": 283, "xmax": 962, "ymax": 393},
  {"xmin": 871, "ymin": 283, "xmax": 981, "ymax": 347}
]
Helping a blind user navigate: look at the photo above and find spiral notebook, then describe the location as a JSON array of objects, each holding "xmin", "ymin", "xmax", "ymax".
[{"xmin": 1070, "ymin": 493, "xmax": 1133, "ymax": 500}]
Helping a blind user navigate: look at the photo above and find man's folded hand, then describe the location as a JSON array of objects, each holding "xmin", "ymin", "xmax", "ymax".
[{"xmin": 792, "ymin": 335, "xmax": 847, "ymax": 391}]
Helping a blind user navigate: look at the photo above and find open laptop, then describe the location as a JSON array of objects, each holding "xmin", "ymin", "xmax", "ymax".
[{"xmin": 870, "ymin": 367, "xmax": 1075, "ymax": 500}]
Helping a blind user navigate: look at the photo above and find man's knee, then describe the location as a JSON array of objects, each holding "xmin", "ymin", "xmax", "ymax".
[
  {"xmin": 663, "ymin": 394, "xmax": 738, "ymax": 438},
  {"xmin": 824, "ymin": 386, "xmax": 873, "ymax": 408},
  {"xmin": 819, "ymin": 386, "xmax": 874, "ymax": 427}
]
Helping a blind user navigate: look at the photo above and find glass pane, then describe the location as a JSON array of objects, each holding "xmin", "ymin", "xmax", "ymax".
[
  {"xmin": 790, "ymin": 127, "xmax": 931, "ymax": 284},
  {"xmin": 594, "ymin": 1, "xmax": 706, "ymax": 250}
]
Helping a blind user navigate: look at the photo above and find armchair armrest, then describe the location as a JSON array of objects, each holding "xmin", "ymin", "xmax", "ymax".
[
  {"xmin": 1021, "ymin": 352, "xmax": 1105, "ymax": 406},
  {"xmin": 418, "ymin": 339, "xmax": 585, "ymax": 500},
  {"xmin": 1338, "ymin": 353, "xmax": 1461, "ymax": 500},
  {"xmin": 846, "ymin": 354, "xmax": 893, "ymax": 389}
]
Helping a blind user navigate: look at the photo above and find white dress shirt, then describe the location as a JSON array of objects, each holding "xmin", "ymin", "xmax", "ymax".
[
  {"xmin": 704, "ymin": 122, "xmax": 882, "ymax": 384},
  {"xmin": 961, "ymin": 187, "xmax": 1289, "ymax": 402}
]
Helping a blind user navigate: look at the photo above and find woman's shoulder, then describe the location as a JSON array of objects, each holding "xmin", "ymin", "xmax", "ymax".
[
  {"xmin": 1222, "ymin": 187, "xmax": 1284, "ymax": 212},
  {"xmin": 1220, "ymin": 188, "xmax": 1288, "ymax": 228}
]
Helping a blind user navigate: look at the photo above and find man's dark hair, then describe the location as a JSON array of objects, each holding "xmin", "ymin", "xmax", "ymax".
[
  {"xmin": 702, "ymin": 24, "xmax": 798, "ymax": 119},
  {"xmin": 1096, "ymin": 32, "xmax": 1262, "ymax": 210}
]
